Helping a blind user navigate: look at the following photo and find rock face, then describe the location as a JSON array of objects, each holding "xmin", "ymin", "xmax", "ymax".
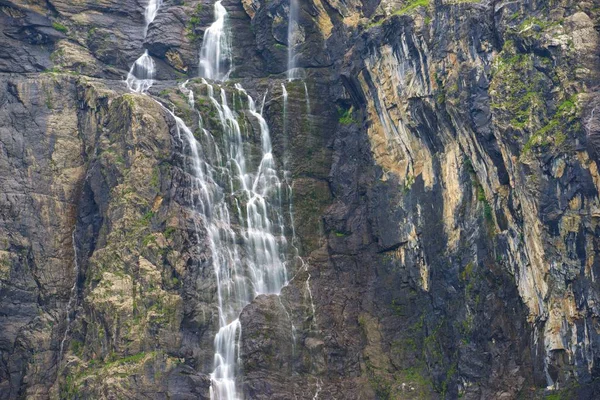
[{"xmin": 1, "ymin": 0, "xmax": 600, "ymax": 399}]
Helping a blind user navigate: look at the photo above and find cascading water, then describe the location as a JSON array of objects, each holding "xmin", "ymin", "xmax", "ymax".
[
  {"xmin": 199, "ymin": 1, "xmax": 233, "ymax": 81},
  {"xmin": 209, "ymin": 82, "xmax": 289, "ymax": 400},
  {"xmin": 144, "ymin": 0, "xmax": 162, "ymax": 36},
  {"xmin": 58, "ymin": 230, "xmax": 81, "ymax": 362},
  {"xmin": 173, "ymin": 76, "xmax": 291, "ymax": 398},
  {"xmin": 126, "ymin": 50, "xmax": 156, "ymax": 93},
  {"xmin": 281, "ymin": 83, "xmax": 288, "ymax": 122},
  {"xmin": 126, "ymin": 0, "xmax": 162, "ymax": 92},
  {"xmin": 176, "ymin": 2, "xmax": 303, "ymax": 397},
  {"xmin": 287, "ymin": 0, "xmax": 302, "ymax": 81}
]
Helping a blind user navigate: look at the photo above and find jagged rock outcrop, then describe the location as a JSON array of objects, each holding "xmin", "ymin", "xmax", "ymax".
[{"xmin": 1, "ymin": 0, "xmax": 600, "ymax": 399}]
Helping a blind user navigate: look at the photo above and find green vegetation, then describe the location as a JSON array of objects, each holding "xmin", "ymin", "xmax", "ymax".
[
  {"xmin": 70, "ymin": 339, "xmax": 84, "ymax": 357},
  {"xmin": 393, "ymin": 0, "xmax": 430, "ymax": 16},
  {"xmin": 366, "ymin": 0, "xmax": 431, "ymax": 28},
  {"xmin": 105, "ymin": 351, "xmax": 153, "ymax": 367},
  {"xmin": 403, "ymin": 174, "xmax": 415, "ymax": 192},
  {"xmin": 517, "ymin": 16, "xmax": 561, "ymax": 39},
  {"xmin": 491, "ymin": 44, "xmax": 545, "ymax": 131},
  {"xmin": 142, "ymin": 233, "xmax": 157, "ymax": 247},
  {"xmin": 523, "ymin": 94, "xmax": 579, "ymax": 153},
  {"xmin": 150, "ymin": 166, "xmax": 160, "ymax": 188},
  {"xmin": 52, "ymin": 22, "xmax": 68, "ymax": 33},
  {"xmin": 141, "ymin": 211, "xmax": 155, "ymax": 225},
  {"xmin": 463, "ymin": 157, "xmax": 495, "ymax": 229},
  {"xmin": 61, "ymin": 351, "xmax": 159, "ymax": 397},
  {"xmin": 490, "ymin": 16, "xmax": 578, "ymax": 157},
  {"xmin": 164, "ymin": 226, "xmax": 176, "ymax": 239},
  {"xmin": 337, "ymin": 106, "xmax": 358, "ymax": 125},
  {"xmin": 186, "ymin": 4, "xmax": 204, "ymax": 42},
  {"xmin": 390, "ymin": 299, "xmax": 404, "ymax": 316},
  {"xmin": 460, "ymin": 262, "xmax": 474, "ymax": 281}
]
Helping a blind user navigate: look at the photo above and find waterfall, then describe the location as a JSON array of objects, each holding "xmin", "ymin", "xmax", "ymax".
[
  {"xmin": 170, "ymin": 77, "xmax": 290, "ymax": 398},
  {"xmin": 199, "ymin": 1, "xmax": 233, "ymax": 82},
  {"xmin": 209, "ymin": 83, "xmax": 289, "ymax": 399},
  {"xmin": 58, "ymin": 230, "xmax": 81, "ymax": 362},
  {"xmin": 144, "ymin": 0, "xmax": 162, "ymax": 36},
  {"xmin": 312, "ymin": 378, "xmax": 322, "ymax": 400},
  {"xmin": 282, "ymin": 83, "xmax": 288, "ymax": 119},
  {"xmin": 126, "ymin": 0, "xmax": 162, "ymax": 92},
  {"xmin": 303, "ymin": 82, "xmax": 311, "ymax": 113},
  {"xmin": 287, "ymin": 0, "xmax": 302, "ymax": 81},
  {"xmin": 126, "ymin": 50, "xmax": 156, "ymax": 93}
]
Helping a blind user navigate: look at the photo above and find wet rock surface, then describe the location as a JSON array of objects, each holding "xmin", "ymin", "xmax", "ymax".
[{"xmin": 1, "ymin": 0, "xmax": 600, "ymax": 399}]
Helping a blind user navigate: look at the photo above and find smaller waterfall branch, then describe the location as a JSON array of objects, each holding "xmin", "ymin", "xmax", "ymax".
[
  {"xmin": 144, "ymin": 0, "xmax": 162, "ymax": 36},
  {"xmin": 126, "ymin": 51, "xmax": 156, "ymax": 93},
  {"xmin": 126, "ymin": 0, "xmax": 162, "ymax": 93},
  {"xmin": 58, "ymin": 230, "xmax": 81, "ymax": 362},
  {"xmin": 199, "ymin": 1, "xmax": 233, "ymax": 82},
  {"xmin": 287, "ymin": 0, "xmax": 305, "ymax": 81}
]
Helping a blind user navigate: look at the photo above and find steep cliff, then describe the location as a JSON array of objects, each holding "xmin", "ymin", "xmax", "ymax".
[{"xmin": 0, "ymin": 0, "xmax": 599, "ymax": 399}]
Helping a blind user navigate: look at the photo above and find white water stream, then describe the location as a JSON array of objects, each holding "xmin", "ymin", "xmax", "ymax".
[
  {"xmin": 287, "ymin": 0, "xmax": 303, "ymax": 81},
  {"xmin": 126, "ymin": 0, "xmax": 162, "ymax": 92},
  {"xmin": 199, "ymin": 1, "xmax": 233, "ymax": 82}
]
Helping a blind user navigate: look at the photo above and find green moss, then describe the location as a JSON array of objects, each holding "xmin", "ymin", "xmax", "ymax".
[
  {"xmin": 476, "ymin": 186, "xmax": 486, "ymax": 202},
  {"xmin": 70, "ymin": 339, "xmax": 84, "ymax": 357},
  {"xmin": 164, "ymin": 226, "xmax": 176, "ymax": 239},
  {"xmin": 150, "ymin": 166, "xmax": 160, "ymax": 188},
  {"xmin": 52, "ymin": 22, "xmax": 68, "ymax": 33},
  {"xmin": 523, "ymin": 94, "xmax": 579, "ymax": 155},
  {"xmin": 337, "ymin": 106, "xmax": 358, "ymax": 125},
  {"xmin": 460, "ymin": 262, "xmax": 475, "ymax": 281},
  {"xmin": 517, "ymin": 16, "xmax": 561, "ymax": 39},
  {"xmin": 141, "ymin": 211, "xmax": 155, "ymax": 226},
  {"xmin": 483, "ymin": 202, "xmax": 493, "ymax": 223},
  {"xmin": 142, "ymin": 234, "xmax": 157, "ymax": 247},
  {"xmin": 185, "ymin": 4, "xmax": 204, "ymax": 41},
  {"xmin": 403, "ymin": 175, "xmax": 415, "ymax": 193},
  {"xmin": 433, "ymin": 72, "xmax": 446, "ymax": 104},
  {"xmin": 390, "ymin": 299, "xmax": 402, "ymax": 314},
  {"xmin": 490, "ymin": 43, "xmax": 545, "ymax": 132},
  {"xmin": 393, "ymin": 0, "xmax": 430, "ymax": 16},
  {"xmin": 105, "ymin": 352, "xmax": 153, "ymax": 367}
]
